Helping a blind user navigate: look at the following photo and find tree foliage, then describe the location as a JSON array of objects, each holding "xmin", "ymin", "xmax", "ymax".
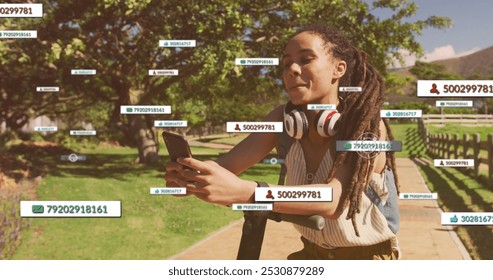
[
  {"xmin": 410, "ymin": 61, "xmax": 462, "ymax": 80},
  {"xmin": 0, "ymin": 0, "xmax": 452, "ymax": 162}
]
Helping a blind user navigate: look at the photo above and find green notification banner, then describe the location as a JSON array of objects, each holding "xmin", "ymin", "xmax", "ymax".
[
  {"xmin": 120, "ymin": 106, "xmax": 171, "ymax": 114},
  {"xmin": 336, "ymin": 140, "xmax": 402, "ymax": 152},
  {"xmin": 232, "ymin": 204, "xmax": 273, "ymax": 211},
  {"xmin": 0, "ymin": 30, "xmax": 37, "ymax": 38},
  {"xmin": 235, "ymin": 58, "xmax": 279, "ymax": 65},
  {"xmin": 20, "ymin": 201, "xmax": 121, "ymax": 217}
]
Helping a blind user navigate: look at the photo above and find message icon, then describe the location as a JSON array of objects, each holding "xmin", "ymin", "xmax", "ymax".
[
  {"xmin": 126, "ymin": 107, "xmax": 133, "ymax": 113},
  {"xmin": 343, "ymin": 143, "xmax": 352, "ymax": 150},
  {"xmin": 240, "ymin": 59, "xmax": 246, "ymax": 64},
  {"xmin": 403, "ymin": 194, "xmax": 409, "ymax": 199},
  {"xmin": 32, "ymin": 205, "xmax": 44, "ymax": 214}
]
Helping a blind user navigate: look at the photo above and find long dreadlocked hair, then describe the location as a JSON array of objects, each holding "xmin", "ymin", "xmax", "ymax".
[{"xmin": 297, "ymin": 24, "xmax": 400, "ymax": 236}]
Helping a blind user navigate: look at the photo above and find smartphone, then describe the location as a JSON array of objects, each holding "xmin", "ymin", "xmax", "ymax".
[{"xmin": 162, "ymin": 131, "xmax": 193, "ymax": 162}]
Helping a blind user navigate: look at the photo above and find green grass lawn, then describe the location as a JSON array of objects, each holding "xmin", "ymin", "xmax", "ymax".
[
  {"xmin": 413, "ymin": 155, "xmax": 493, "ymax": 260},
  {"xmin": 391, "ymin": 123, "xmax": 493, "ymax": 259},
  {"xmin": 12, "ymin": 145, "xmax": 279, "ymax": 260},
  {"xmin": 388, "ymin": 123, "xmax": 427, "ymax": 158},
  {"xmin": 427, "ymin": 123, "xmax": 493, "ymax": 141},
  {"xmin": 208, "ymin": 134, "xmax": 248, "ymax": 146},
  {"xmin": 424, "ymin": 123, "xmax": 491, "ymax": 178},
  {"xmin": 11, "ymin": 123, "xmax": 492, "ymax": 260}
]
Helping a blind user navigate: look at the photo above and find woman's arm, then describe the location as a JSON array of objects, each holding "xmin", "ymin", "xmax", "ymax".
[
  {"xmin": 165, "ymin": 105, "xmax": 283, "ymax": 190},
  {"xmin": 174, "ymin": 157, "xmax": 348, "ymax": 219},
  {"xmin": 173, "ymin": 119, "xmax": 389, "ymax": 218},
  {"xmin": 171, "ymin": 114, "xmax": 389, "ymax": 220}
]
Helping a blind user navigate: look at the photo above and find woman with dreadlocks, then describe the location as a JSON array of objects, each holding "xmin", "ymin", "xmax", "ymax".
[{"xmin": 165, "ymin": 24, "xmax": 400, "ymax": 260}]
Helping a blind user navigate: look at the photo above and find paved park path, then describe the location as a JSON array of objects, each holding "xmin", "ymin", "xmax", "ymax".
[{"xmin": 169, "ymin": 140, "xmax": 471, "ymax": 260}]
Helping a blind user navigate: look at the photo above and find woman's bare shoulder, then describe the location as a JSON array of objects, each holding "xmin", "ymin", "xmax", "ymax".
[{"xmin": 263, "ymin": 104, "xmax": 284, "ymax": 122}]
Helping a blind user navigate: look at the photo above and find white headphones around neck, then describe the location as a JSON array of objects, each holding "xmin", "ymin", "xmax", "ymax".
[{"xmin": 283, "ymin": 97, "xmax": 346, "ymax": 139}]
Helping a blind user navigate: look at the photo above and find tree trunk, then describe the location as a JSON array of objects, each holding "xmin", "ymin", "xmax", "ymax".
[
  {"xmin": 128, "ymin": 114, "xmax": 159, "ymax": 164},
  {"xmin": 114, "ymin": 80, "xmax": 159, "ymax": 164}
]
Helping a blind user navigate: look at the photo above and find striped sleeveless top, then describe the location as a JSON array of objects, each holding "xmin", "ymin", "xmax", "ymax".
[{"xmin": 285, "ymin": 141, "xmax": 399, "ymax": 250}]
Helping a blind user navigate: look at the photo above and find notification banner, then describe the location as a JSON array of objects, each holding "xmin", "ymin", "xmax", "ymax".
[{"xmin": 418, "ymin": 80, "xmax": 493, "ymax": 97}]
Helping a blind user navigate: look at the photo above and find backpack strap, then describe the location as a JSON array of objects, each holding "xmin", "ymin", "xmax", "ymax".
[{"xmin": 365, "ymin": 167, "xmax": 400, "ymax": 234}]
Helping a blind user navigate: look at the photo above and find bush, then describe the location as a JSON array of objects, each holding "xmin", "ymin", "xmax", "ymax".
[{"xmin": 0, "ymin": 175, "xmax": 33, "ymax": 260}]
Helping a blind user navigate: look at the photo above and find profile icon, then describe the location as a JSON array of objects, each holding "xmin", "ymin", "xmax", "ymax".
[
  {"xmin": 234, "ymin": 124, "xmax": 241, "ymax": 131},
  {"xmin": 266, "ymin": 190, "xmax": 275, "ymax": 200},
  {"xmin": 430, "ymin": 83, "xmax": 440, "ymax": 94},
  {"xmin": 440, "ymin": 160, "xmax": 444, "ymax": 166}
]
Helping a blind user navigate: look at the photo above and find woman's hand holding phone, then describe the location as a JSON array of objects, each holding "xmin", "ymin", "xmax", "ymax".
[
  {"xmin": 162, "ymin": 131, "xmax": 256, "ymax": 204},
  {"xmin": 162, "ymin": 131, "xmax": 195, "ymax": 195},
  {"xmin": 171, "ymin": 157, "xmax": 256, "ymax": 206}
]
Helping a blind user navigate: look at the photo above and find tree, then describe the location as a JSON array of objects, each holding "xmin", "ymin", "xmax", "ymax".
[
  {"xmin": 284, "ymin": 0, "xmax": 452, "ymax": 74},
  {"xmin": 1, "ymin": 0, "xmax": 451, "ymax": 163},
  {"xmin": 410, "ymin": 61, "xmax": 462, "ymax": 80}
]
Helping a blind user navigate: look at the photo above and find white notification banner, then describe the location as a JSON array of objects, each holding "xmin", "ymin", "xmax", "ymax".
[
  {"xmin": 436, "ymin": 100, "xmax": 473, "ymax": 107},
  {"xmin": 120, "ymin": 106, "xmax": 171, "ymax": 114},
  {"xmin": 34, "ymin": 126, "xmax": 57, "ymax": 132},
  {"xmin": 307, "ymin": 104, "xmax": 337, "ymax": 110},
  {"xmin": 235, "ymin": 58, "xmax": 279, "ymax": 65},
  {"xmin": 20, "ymin": 201, "xmax": 121, "ymax": 218},
  {"xmin": 60, "ymin": 154, "xmax": 87, "ymax": 162},
  {"xmin": 381, "ymin": 110, "xmax": 422, "ymax": 118},
  {"xmin": 154, "ymin": 120, "xmax": 187, "ymax": 127},
  {"xmin": 399, "ymin": 193, "xmax": 438, "ymax": 200},
  {"xmin": 434, "ymin": 159, "xmax": 474, "ymax": 167},
  {"xmin": 71, "ymin": 69, "xmax": 96, "ymax": 75},
  {"xmin": 441, "ymin": 212, "xmax": 493, "ymax": 225},
  {"xmin": 148, "ymin": 69, "xmax": 179, "ymax": 76},
  {"xmin": 0, "ymin": 4, "xmax": 43, "ymax": 18},
  {"xmin": 0, "ymin": 30, "xmax": 37, "ymax": 38},
  {"xmin": 262, "ymin": 157, "xmax": 285, "ymax": 165},
  {"xmin": 159, "ymin": 40, "xmax": 196, "ymax": 47},
  {"xmin": 255, "ymin": 187, "xmax": 332, "ymax": 202},
  {"xmin": 226, "ymin": 122, "xmax": 283, "ymax": 133},
  {"xmin": 339, "ymin": 86, "xmax": 362, "ymax": 92},
  {"xmin": 36, "ymin": 86, "xmax": 59, "ymax": 92},
  {"xmin": 418, "ymin": 80, "xmax": 493, "ymax": 97},
  {"xmin": 150, "ymin": 188, "xmax": 186, "ymax": 195},
  {"xmin": 70, "ymin": 130, "xmax": 96, "ymax": 136},
  {"xmin": 232, "ymin": 204, "xmax": 273, "ymax": 211}
]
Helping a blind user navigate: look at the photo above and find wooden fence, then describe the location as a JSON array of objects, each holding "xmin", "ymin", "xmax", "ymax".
[{"xmin": 418, "ymin": 117, "xmax": 493, "ymax": 187}]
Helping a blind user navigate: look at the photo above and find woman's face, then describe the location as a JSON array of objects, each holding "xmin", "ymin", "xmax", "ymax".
[{"xmin": 282, "ymin": 31, "xmax": 345, "ymax": 105}]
